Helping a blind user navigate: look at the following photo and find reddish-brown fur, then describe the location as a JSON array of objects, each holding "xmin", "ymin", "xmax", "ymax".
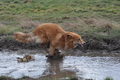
[{"xmin": 14, "ymin": 23, "xmax": 85, "ymax": 56}]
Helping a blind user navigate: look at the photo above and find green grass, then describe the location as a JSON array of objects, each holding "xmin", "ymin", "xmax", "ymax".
[
  {"xmin": 0, "ymin": 0, "xmax": 119, "ymax": 21},
  {"xmin": 0, "ymin": 0, "xmax": 120, "ymax": 39},
  {"xmin": 0, "ymin": 76, "xmax": 14, "ymax": 80},
  {"xmin": 105, "ymin": 77, "xmax": 114, "ymax": 80}
]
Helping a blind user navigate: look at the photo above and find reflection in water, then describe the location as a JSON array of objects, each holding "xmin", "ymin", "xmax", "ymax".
[
  {"xmin": 0, "ymin": 49, "xmax": 120, "ymax": 80},
  {"xmin": 41, "ymin": 59, "xmax": 76, "ymax": 80},
  {"xmin": 63, "ymin": 56, "xmax": 120, "ymax": 80}
]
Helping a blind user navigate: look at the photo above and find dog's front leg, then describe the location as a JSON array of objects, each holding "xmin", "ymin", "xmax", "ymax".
[
  {"xmin": 46, "ymin": 44, "xmax": 55, "ymax": 57},
  {"xmin": 49, "ymin": 45, "xmax": 55, "ymax": 56}
]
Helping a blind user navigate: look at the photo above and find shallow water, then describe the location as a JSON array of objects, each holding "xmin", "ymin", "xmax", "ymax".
[{"xmin": 0, "ymin": 49, "xmax": 120, "ymax": 80}]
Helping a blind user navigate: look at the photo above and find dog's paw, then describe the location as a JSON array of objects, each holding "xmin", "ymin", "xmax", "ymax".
[
  {"xmin": 46, "ymin": 54, "xmax": 54, "ymax": 58},
  {"xmin": 46, "ymin": 53, "xmax": 64, "ymax": 59}
]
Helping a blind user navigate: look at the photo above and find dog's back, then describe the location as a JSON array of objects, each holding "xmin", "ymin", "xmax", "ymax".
[{"xmin": 14, "ymin": 23, "xmax": 65, "ymax": 44}]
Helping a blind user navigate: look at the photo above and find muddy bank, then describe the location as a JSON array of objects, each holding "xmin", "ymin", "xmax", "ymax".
[
  {"xmin": 84, "ymin": 36, "xmax": 120, "ymax": 51},
  {"xmin": 0, "ymin": 36, "xmax": 42, "ymax": 50},
  {"xmin": 0, "ymin": 35, "xmax": 120, "ymax": 51}
]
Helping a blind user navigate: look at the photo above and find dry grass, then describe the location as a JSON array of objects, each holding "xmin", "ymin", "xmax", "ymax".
[
  {"xmin": 60, "ymin": 18, "xmax": 120, "ymax": 39},
  {"xmin": 0, "ymin": 24, "xmax": 8, "ymax": 34},
  {"xmin": 0, "ymin": 24, "xmax": 7, "ymax": 29},
  {"xmin": 62, "ymin": 18, "xmax": 116, "ymax": 31},
  {"xmin": 20, "ymin": 20, "xmax": 41, "ymax": 28},
  {"xmin": 61, "ymin": 18, "xmax": 118, "ymax": 33},
  {"xmin": 83, "ymin": 18, "xmax": 115, "ymax": 28},
  {"xmin": 19, "ymin": 19, "xmax": 42, "ymax": 33}
]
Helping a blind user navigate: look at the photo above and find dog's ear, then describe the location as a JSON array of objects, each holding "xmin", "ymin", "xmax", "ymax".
[{"xmin": 67, "ymin": 34, "xmax": 73, "ymax": 39}]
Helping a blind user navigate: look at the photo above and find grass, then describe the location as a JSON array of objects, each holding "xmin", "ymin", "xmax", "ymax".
[
  {"xmin": 0, "ymin": 0, "xmax": 120, "ymax": 38},
  {"xmin": 0, "ymin": 76, "xmax": 14, "ymax": 80},
  {"xmin": 0, "ymin": 0, "xmax": 120, "ymax": 21},
  {"xmin": 104, "ymin": 77, "xmax": 114, "ymax": 80}
]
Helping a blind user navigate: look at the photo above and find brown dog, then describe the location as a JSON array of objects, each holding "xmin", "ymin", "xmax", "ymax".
[{"xmin": 14, "ymin": 23, "xmax": 85, "ymax": 56}]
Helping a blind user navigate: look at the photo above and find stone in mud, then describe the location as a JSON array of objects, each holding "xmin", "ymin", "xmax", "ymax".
[
  {"xmin": 17, "ymin": 55, "xmax": 35, "ymax": 62},
  {"xmin": 17, "ymin": 57, "xmax": 23, "ymax": 62},
  {"xmin": 17, "ymin": 57, "xmax": 29, "ymax": 62},
  {"xmin": 24, "ymin": 55, "xmax": 35, "ymax": 61}
]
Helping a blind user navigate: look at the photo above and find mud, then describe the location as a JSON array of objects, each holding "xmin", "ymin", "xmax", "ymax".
[
  {"xmin": 0, "ymin": 35, "xmax": 120, "ymax": 51},
  {"xmin": 0, "ymin": 49, "xmax": 120, "ymax": 80}
]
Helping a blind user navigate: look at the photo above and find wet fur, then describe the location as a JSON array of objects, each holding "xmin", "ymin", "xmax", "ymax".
[{"xmin": 14, "ymin": 23, "xmax": 85, "ymax": 56}]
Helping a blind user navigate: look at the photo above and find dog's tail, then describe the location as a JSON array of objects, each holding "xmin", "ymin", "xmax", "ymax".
[{"xmin": 14, "ymin": 32, "xmax": 35, "ymax": 43}]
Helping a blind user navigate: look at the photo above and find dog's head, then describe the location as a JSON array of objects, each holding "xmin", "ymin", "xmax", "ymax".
[{"xmin": 66, "ymin": 32, "xmax": 85, "ymax": 49}]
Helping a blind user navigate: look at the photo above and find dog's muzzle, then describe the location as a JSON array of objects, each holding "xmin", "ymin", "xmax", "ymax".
[{"xmin": 77, "ymin": 42, "xmax": 85, "ymax": 48}]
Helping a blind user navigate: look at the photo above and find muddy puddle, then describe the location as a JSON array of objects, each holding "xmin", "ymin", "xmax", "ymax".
[{"xmin": 0, "ymin": 49, "xmax": 120, "ymax": 80}]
